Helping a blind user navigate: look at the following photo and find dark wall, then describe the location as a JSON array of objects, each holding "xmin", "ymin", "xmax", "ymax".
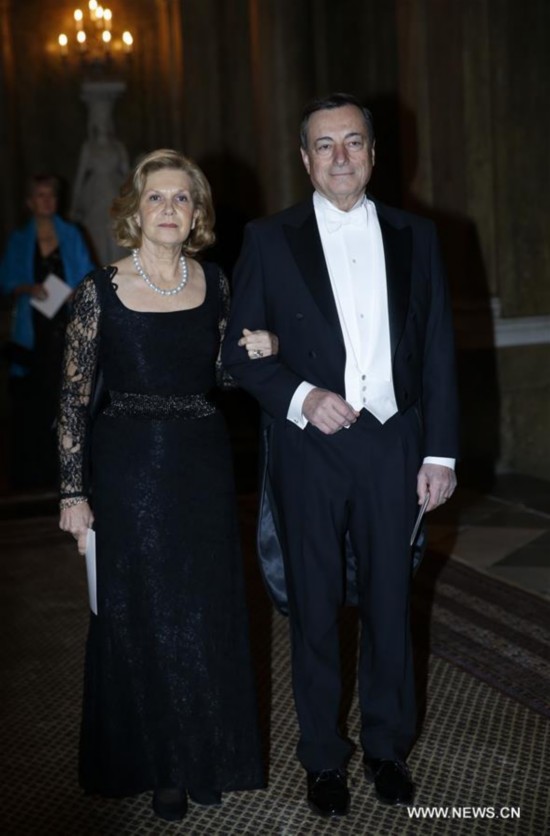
[{"xmin": 1, "ymin": 0, "xmax": 549, "ymax": 480}]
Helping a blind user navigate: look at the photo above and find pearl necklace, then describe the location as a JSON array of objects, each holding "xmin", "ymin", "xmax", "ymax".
[{"xmin": 132, "ymin": 249, "xmax": 188, "ymax": 296}]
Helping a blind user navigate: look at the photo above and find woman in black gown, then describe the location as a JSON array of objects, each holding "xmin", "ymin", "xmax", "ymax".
[{"xmin": 58, "ymin": 149, "xmax": 275, "ymax": 821}]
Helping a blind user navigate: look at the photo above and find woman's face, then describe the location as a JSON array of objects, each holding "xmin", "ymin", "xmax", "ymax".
[
  {"xmin": 136, "ymin": 168, "xmax": 197, "ymax": 249},
  {"xmin": 27, "ymin": 185, "xmax": 58, "ymax": 219}
]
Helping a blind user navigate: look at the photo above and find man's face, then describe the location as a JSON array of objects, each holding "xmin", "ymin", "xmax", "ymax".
[{"xmin": 300, "ymin": 104, "xmax": 375, "ymax": 211}]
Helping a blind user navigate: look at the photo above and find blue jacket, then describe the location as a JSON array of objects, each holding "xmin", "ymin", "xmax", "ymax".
[{"xmin": 0, "ymin": 215, "xmax": 95, "ymax": 376}]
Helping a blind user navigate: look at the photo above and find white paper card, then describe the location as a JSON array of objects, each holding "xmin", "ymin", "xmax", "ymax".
[
  {"xmin": 29, "ymin": 273, "xmax": 72, "ymax": 319},
  {"xmin": 85, "ymin": 528, "xmax": 98, "ymax": 615}
]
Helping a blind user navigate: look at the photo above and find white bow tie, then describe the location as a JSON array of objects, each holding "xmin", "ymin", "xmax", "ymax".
[{"xmin": 323, "ymin": 204, "xmax": 366, "ymax": 234}]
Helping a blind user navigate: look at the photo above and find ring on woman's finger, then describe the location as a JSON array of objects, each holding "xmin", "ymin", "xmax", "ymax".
[{"xmin": 251, "ymin": 349, "xmax": 263, "ymax": 358}]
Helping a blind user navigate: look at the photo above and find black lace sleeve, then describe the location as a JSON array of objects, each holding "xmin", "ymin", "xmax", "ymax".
[
  {"xmin": 58, "ymin": 276, "xmax": 100, "ymax": 500},
  {"xmin": 216, "ymin": 267, "xmax": 237, "ymax": 390}
]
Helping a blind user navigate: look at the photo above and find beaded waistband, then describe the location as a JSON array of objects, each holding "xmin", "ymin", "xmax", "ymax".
[{"xmin": 103, "ymin": 391, "xmax": 217, "ymax": 420}]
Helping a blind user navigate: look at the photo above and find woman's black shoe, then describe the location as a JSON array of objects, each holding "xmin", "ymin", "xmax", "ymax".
[
  {"xmin": 152, "ymin": 787, "xmax": 188, "ymax": 821},
  {"xmin": 188, "ymin": 788, "xmax": 222, "ymax": 806}
]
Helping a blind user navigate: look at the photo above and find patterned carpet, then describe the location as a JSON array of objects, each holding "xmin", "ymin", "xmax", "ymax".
[
  {"xmin": 1, "ymin": 502, "xmax": 549, "ymax": 835},
  {"xmin": 413, "ymin": 551, "xmax": 550, "ymax": 719}
]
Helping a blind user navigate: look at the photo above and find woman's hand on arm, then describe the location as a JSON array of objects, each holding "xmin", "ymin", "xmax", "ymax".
[
  {"xmin": 59, "ymin": 500, "xmax": 94, "ymax": 556},
  {"xmin": 238, "ymin": 328, "xmax": 279, "ymax": 359}
]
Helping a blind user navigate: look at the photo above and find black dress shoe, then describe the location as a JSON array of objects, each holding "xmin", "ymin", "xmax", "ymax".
[
  {"xmin": 307, "ymin": 769, "xmax": 350, "ymax": 817},
  {"xmin": 152, "ymin": 787, "xmax": 188, "ymax": 821},
  {"xmin": 364, "ymin": 758, "xmax": 414, "ymax": 806},
  {"xmin": 188, "ymin": 787, "xmax": 222, "ymax": 806}
]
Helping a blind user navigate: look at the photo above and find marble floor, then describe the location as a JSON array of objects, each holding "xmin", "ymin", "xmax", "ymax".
[{"xmin": 427, "ymin": 473, "xmax": 550, "ymax": 601}]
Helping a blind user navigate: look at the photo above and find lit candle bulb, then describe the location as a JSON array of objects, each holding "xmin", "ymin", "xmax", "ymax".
[
  {"xmin": 77, "ymin": 30, "xmax": 87, "ymax": 47},
  {"xmin": 102, "ymin": 30, "xmax": 111, "ymax": 44},
  {"xmin": 58, "ymin": 33, "xmax": 69, "ymax": 56},
  {"xmin": 122, "ymin": 31, "xmax": 133, "ymax": 52},
  {"xmin": 103, "ymin": 8, "xmax": 112, "ymax": 30},
  {"xmin": 74, "ymin": 9, "xmax": 83, "ymax": 31},
  {"xmin": 96, "ymin": 6, "xmax": 104, "ymax": 20}
]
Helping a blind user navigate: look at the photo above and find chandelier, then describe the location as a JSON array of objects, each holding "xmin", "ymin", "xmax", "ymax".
[{"xmin": 58, "ymin": 2, "xmax": 134, "ymax": 67}]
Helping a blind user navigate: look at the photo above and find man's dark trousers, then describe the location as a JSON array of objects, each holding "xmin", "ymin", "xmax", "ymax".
[{"xmin": 269, "ymin": 406, "xmax": 420, "ymax": 772}]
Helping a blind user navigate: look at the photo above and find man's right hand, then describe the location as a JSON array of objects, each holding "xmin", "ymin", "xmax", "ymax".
[{"xmin": 302, "ymin": 388, "xmax": 360, "ymax": 435}]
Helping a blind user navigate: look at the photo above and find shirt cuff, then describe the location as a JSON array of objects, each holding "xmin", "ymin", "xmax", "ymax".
[
  {"xmin": 287, "ymin": 381, "xmax": 316, "ymax": 429},
  {"xmin": 423, "ymin": 456, "xmax": 455, "ymax": 470}
]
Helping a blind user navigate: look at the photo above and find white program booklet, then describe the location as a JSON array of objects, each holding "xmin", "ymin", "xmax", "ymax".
[
  {"xmin": 29, "ymin": 273, "xmax": 72, "ymax": 319},
  {"xmin": 85, "ymin": 528, "xmax": 98, "ymax": 615},
  {"xmin": 410, "ymin": 492, "xmax": 430, "ymax": 546}
]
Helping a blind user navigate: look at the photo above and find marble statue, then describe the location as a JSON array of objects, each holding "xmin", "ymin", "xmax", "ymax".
[{"xmin": 72, "ymin": 91, "xmax": 129, "ymax": 265}]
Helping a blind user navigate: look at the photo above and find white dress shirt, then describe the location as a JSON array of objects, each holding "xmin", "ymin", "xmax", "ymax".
[{"xmin": 287, "ymin": 191, "xmax": 454, "ymax": 469}]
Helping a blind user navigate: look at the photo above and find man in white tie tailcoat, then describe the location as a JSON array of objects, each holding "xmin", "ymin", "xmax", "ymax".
[{"xmin": 223, "ymin": 93, "xmax": 458, "ymax": 818}]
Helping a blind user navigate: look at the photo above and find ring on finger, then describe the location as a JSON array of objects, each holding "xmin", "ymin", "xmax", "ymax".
[{"xmin": 251, "ymin": 349, "xmax": 263, "ymax": 358}]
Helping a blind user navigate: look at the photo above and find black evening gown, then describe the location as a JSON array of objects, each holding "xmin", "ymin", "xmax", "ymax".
[{"xmin": 58, "ymin": 263, "xmax": 264, "ymax": 797}]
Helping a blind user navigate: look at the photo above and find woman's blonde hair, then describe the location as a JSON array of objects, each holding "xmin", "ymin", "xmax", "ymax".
[{"xmin": 111, "ymin": 149, "xmax": 215, "ymax": 255}]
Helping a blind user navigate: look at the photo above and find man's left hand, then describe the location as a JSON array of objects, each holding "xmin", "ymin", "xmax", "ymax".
[{"xmin": 417, "ymin": 463, "xmax": 457, "ymax": 512}]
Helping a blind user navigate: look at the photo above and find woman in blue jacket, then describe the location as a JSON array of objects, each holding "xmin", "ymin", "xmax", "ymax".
[{"xmin": 0, "ymin": 174, "xmax": 94, "ymax": 489}]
